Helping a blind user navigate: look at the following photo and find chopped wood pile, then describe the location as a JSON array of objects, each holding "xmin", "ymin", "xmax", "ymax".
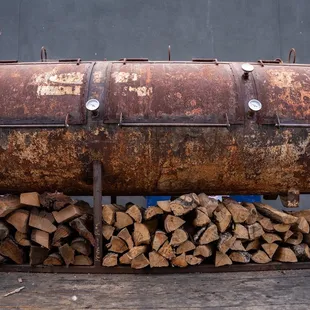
[
  {"xmin": 102, "ymin": 194, "xmax": 310, "ymax": 268},
  {"xmin": 0, "ymin": 192, "xmax": 94, "ymax": 266}
]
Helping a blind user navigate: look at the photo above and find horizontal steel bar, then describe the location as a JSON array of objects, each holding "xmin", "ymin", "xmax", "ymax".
[
  {"xmin": 0, "ymin": 124, "xmax": 68, "ymax": 128},
  {"xmin": 275, "ymin": 123, "xmax": 310, "ymax": 128},
  {"xmin": 118, "ymin": 122, "xmax": 230, "ymax": 128},
  {"xmin": 1, "ymin": 262, "xmax": 310, "ymax": 274}
]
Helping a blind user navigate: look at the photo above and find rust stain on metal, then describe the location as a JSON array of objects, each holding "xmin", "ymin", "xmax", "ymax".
[{"xmin": 0, "ymin": 61, "xmax": 309, "ymax": 196}]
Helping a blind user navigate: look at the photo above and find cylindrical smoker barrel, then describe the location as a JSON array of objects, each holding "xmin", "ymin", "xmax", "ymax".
[{"xmin": 0, "ymin": 60, "xmax": 309, "ymax": 196}]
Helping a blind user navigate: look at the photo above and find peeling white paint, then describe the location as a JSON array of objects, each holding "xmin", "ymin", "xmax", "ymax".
[
  {"xmin": 128, "ymin": 86, "xmax": 153, "ymax": 97},
  {"xmin": 34, "ymin": 71, "xmax": 84, "ymax": 85},
  {"xmin": 112, "ymin": 72, "xmax": 138, "ymax": 83},
  {"xmin": 93, "ymin": 71, "xmax": 103, "ymax": 83},
  {"xmin": 37, "ymin": 85, "xmax": 81, "ymax": 96}
]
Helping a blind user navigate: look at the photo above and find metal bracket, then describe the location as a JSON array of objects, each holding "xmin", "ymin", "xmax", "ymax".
[
  {"xmin": 117, "ymin": 112, "xmax": 231, "ymax": 128},
  {"xmin": 288, "ymin": 48, "xmax": 296, "ymax": 63},
  {"xmin": 0, "ymin": 113, "xmax": 70, "ymax": 128},
  {"xmin": 280, "ymin": 188, "xmax": 299, "ymax": 208},
  {"xmin": 275, "ymin": 112, "xmax": 310, "ymax": 128},
  {"xmin": 41, "ymin": 46, "xmax": 47, "ymax": 62},
  {"xmin": 119, "ymin": 58, "xmax": 149, "ymax": 65},
  {"xmin": 258, "ymin": 59, "xmax": 283, "ymax": 67}
]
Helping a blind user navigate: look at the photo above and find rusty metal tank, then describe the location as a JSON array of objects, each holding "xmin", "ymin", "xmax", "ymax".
[{"xmin": 0, "ymin": 57, "xmax": 310, "ymax": 196}]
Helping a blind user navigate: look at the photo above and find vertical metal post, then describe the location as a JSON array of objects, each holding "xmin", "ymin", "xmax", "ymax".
[
  {"xmin": 93, "ymin": 160, "xmax": 103, "ymax": 266},
  {"xmin": 111, "ymin": 196, "xmax": 117, "ymax": 204}
]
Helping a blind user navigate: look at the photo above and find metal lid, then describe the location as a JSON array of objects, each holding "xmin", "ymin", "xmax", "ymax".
[{"xmin": 242, "ymin": 63, "xmax": 254, "ymax": 73}]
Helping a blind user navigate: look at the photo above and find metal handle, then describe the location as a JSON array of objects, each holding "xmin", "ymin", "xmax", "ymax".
[
  {"xmin": 40, "ymin": 46, "xmax": 47, "ymax": 62},
  {"xmin": 192, "ymin": 58, "xmax": 219, "ymax": 65},
  {"xmin": 116, "ymin": 113, "xmax": 230, "ymax": 128},
  {"xmin": 288, "ymin": 48, "xmax": 296, "ymax": 63},
  {"xmin": 275, "ymin": 112, "xmax": 310, "ymax": 128},
  {"xmin": 0, "ymin": 114, "xmax": 70, "ymax": 128}
]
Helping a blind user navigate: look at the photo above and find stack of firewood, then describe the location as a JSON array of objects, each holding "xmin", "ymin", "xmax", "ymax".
[
  {"xmin": 0, "ymin": 192, "xmax": 94, "ymax": 266},
  {"xmin": 102, "ymin": 193, "xmax": 310, "ymax": 268}
]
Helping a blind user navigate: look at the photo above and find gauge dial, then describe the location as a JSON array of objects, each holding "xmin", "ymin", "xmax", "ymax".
[
  {"xmin": 85, "ymin": 99, "xmax": 100, "ymax": 111},
  {"xmin": 248, "ymin": 99, "xmax": 262, "ymax": 112}
]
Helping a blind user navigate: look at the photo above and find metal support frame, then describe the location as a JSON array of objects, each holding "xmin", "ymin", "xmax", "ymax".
[{"xmin": 93, "ymin": 160, "xmax": 103, "ymax": 266}]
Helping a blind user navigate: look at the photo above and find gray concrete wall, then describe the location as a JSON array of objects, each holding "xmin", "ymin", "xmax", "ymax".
[{"xmin": 1, "ymin": 0, "xmax": 310, "ymax": 208}]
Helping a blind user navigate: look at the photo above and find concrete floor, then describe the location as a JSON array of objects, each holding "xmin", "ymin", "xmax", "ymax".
[{"xmin": 0, "ymin": 270, "xmax": 309, "ymax": 309}]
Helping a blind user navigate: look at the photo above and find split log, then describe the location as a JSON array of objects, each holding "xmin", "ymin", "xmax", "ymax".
[
  {"xmin": 224, "ymin": 199, "xmax": 250, "ymax": 223},
  {"xmin": 286, "ymin": 232, "xmax": 303, "ymax": 245},
  {"xmin": 20, "ymin": 192, "xmax": 40, "ymax": 207},
  {"xmin": 158, "ymin": 240, "xmax": 175, "ymax": 260},
  {"xmin": 127, "ymin": 245, "xmax": 147, "ymax": 259},
  {"xmin": 245, "ymin": 238, "xmax": 260, "ymax": 251},
  {"xmin": 193, "ymin": 207, "xmax": 211, "ymax": 227},
  {"xmin": 251, "ymin": 250, "xmax": 271, "ymax": 264},
  {"xmin": 6, "ymin": 209, "xmax": 29, "ymax": 233},
  {"xmin": 274, "ymin": 247, "xmax": 298, "ymax": 262},
  {"xmin": 119, "ymin": 252, "xmax": 131, "ymax": 265},
  {"xmin": 233, "ymin": 224, "xmax": 249, "ymax": 240},
  {"xmin": 0, "ymin": 238, "xmax": 23, "ymax": 264},
  {"xmin": 59, "ymin": 243, "xmax": 75, "ymax": 266},
  {"xmin": 258, "ymin": 216, "xmax": 274, "ymax": 232},
  {"xmin": 102, "ymin": 224, "xmax": 115, "ymax": 241},
  {"xmin": 144, "ymin": 218, "xmax": 158, "ymax": 235},
  {"xmin": 293, "ymin": 217, "xmax": 309, "ymax": 234},
  {"xmin": 0, "ymin": 221, "xmax": 9, "ymax": 240},
  {"xmin": 157, "ymin": 200, "xmax": 171, "ymax": 213},
  {"xmin": 283, "ymin": 230, "xmax": 294, "ymax": 242},
  {"xmin": 247, "ymin": 223, "xmax": 264, "ymax": 240},
  {"xmin": 43, "ymin": 253, "xmax": 63, "ymax": 266},
  {"xmin": 254, "ymin": 202, "xmax": 298, "ymax": 224},
  {"xmin": 107, "ymin": 236, "xmax": 128, "ymax": 253},
  {"xmin": 0, "ymin": 195, "xmax": 21, "ymax": 217},
  {"xmin": 126, "ymin": 204, "xmax": 143, "ymax": 223},
  {"xmin": 199, "ymin": 223, "xmax": 219, "ymax": 245},
  {"xmin": 114, "ymin": 212, "xmax": 134, "ymax": 230},
  {"xmin": 289, "ymin": 210, "xmax": 310, "ymax": 224},
  {"xmin": 71, "ymin": 237, "xmax": 91, "ymax": 256},
  {"xmin": 214, "ymin": 204, "xmax": 231, "ymax": 233},
  {"xmin": 171, "ymin": 253, "xmax": 188, "ymax": 267},
  {"xmin": 133, "ymin": 223, "xmax": 151, "ymax": 246},
  {"xmin": 273, "ymin": 223, "xmax": 291, "ymax": 233},
  {"xmin": 176, "ymin": 240, "xmax": 196, "ymax": 255},
  {"xmin": 73, "ymin": 255, "xmax": 93, "ymax": 266},
  {"xmin": 217, "ymin": 232, "xmax": 236, "ymax": 254},
  {"xmin": 262, "ymin": 243, "xmax": 278, "ymax": 259},
  {"xmin": 152, "ymin": 231, "xmax": 168, "ymax": 251},
  {"xmin": 292, "ymin": 243, "xmax": 310, "ymax": 261},
  {"xmin": 131, "ymin": 253, "xmax": 149, "ymax": 269},
  {"xmin": 170, "ymin": 193, "xmax": 199, "ymax": 216},
  {"xmin": 39, "ymin": 192, "xmax": 73, "ymax": 211},
  {"xmin": 52, "ymin": 205, "xmax": 84, "ymax": 224},
  {"xmin": 229, "ymin": 251, "xmax": 251, "ymax": 263},
  {"xmin": 102, "ymin": 204, "xmax": 118, "ymax": 225},
  {"xmin": 29, "ymin": 208, "xmax": 56, "ymax": 233},
  {"xmin": 69, "ymin": 215, "xmax": 95, "ymax": 246},
  {"xmin": 215, "ymin": 251, "xmax": 232, "ymax": 267},
  {"xmin": 15, "ymin": 231, "xmax": 31, "ymax": 246},
  {"xmin": 194, "ymin": 245, "xmax": 212, "ymax": 258},
  {"xmin": 102, "ymin": 253, "xmax": 118, "ymax": 267},
  {"xmin": 144, "ymin": 206, "xmax": 163, "ymax": 220},
  {"xmin": 52, "ymin": 225, "xmax": 72, "ymax": 246},
  {"xmin": 243, "ymin": 203, "xmax": 258, "ymax": 225},
  {"xmin": 164, "ymin": 215, "xmax": 185, "ymax": 233},
  {"xmin": 198, "ymin": 193, "xmax": 218, "ymax": 217},
  {"xmin": 31, "ymin": 229, "xmax": 50, "ymax": 249},
  {"xmin": 193, "ymin": 227, "xmax": 206, "ymax": 243},
  {"xmin": 117, "ymin": 228, "xmax": 134, "ymax": 249},
  {"xmin": 262, "ymin": 233, "xmax": 282, "ymax": 244},
  {"xmin": 231, "ymin": 239, "xmax": 246, "ymax": 251},
  {"xmin": 29, "ymin": 246, "xmax": 49, "ymax": 265},
  {"xmin": 149, "ymin": 251, "xmax": 169, "ymax": 267},
  {"xmin": 170, "ymin": 229, "xmax": 188, "ymax": 247},
  {"xmin": 186, "ymin": 255, "xmax": 203, "ymax": 265}
]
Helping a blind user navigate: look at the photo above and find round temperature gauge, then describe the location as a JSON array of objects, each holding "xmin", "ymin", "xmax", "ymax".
[
  {"xmin": 85, "ymin": 99, "xmax": 100, "ymax": 111},
  {"xmin": 248, "ymin": 99, "xmax": 262, "ymax": 112}
]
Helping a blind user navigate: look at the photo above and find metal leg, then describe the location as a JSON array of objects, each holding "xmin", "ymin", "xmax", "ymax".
[
  {"xmin": 111, "ymin": 196, "xmax": 117, "ymax": 204},
  {"xmin": 93, "ymin": 160, "xmax": 103, "ymax": 266}
]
